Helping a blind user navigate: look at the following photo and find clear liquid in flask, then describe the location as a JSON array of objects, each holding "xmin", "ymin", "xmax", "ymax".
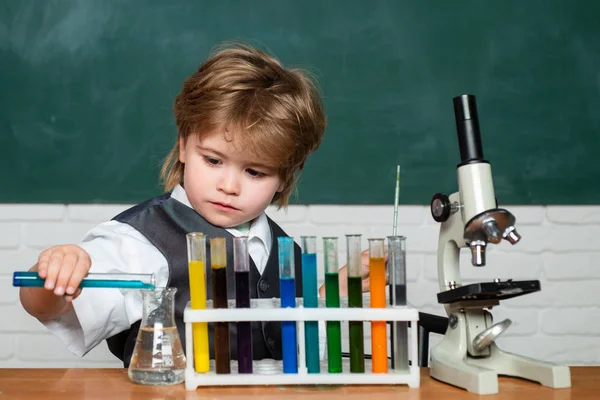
[{"xmin": 128, "ymin": 325, "xmax": 186, "ymax": 385}]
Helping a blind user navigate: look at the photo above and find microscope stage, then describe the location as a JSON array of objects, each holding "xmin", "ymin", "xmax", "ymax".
[{"xmin": 437, "ymin": 280, "xmax": 540, "ymax": 304}]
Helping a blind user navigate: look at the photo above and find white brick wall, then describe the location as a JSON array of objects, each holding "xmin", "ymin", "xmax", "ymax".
[{"xmin": 1, "ymin": 204, "xmax": 599, "ymax": 367}]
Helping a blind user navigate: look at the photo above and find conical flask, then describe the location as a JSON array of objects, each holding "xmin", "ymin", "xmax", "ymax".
[{"xmin": 128, "ymin": 287, "xmax": 186, "ymax": 385}]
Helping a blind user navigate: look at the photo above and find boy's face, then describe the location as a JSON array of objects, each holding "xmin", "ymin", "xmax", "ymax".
[{"xmin": 179, "ymin": 128, "xmax": 284, "ymax": 228}]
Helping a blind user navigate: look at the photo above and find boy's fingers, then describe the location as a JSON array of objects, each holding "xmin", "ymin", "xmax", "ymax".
[
  {"xmin": 362, "ymin": 278, "xmax": 370, "ymax": 292},
  {"xmin": 36, "ymin": 249, "xmax": 53, "ymax": 278},
  {"xmin": 66, "ymin": 256, "xmax": 90, "ymax": 295},
  {"xmin": 54, "ymin": 252, "xmax": 78, "ymax": 296},
  {"xmin": 64, "ymin": 288, "xmax": 82, "ymax": 303},
  {"xmin": 45, "ymin": 249, "xmax": 66, "ymax": 290}
]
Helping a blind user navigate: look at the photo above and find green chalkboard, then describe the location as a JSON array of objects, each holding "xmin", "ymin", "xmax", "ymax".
[{"xmin": 2, "ymin": 0, "xmax": 599, "ymax": 204}]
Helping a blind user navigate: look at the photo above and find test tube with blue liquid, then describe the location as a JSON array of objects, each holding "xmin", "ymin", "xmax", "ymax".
[
  {"xmin": 12, "ymin": 272, "xmax": 155, "ymax": 289},
  {"xmin": 278, "ymin": 236, "xmax": 298, "ymax": 374},
  {"xmin": 234, "ymin": 237, "xmax": 253, "ymax": 374},
  {"xmin": 388, "ymin": 235, "xmax": 409, "ymax": 372},
  {"xmin": 346, "ymin": 234, "xmax": 365, "ymax": 373},
  {"xmin": 300, "ymin": 236, "xmax": 319, "ymax": 373}
]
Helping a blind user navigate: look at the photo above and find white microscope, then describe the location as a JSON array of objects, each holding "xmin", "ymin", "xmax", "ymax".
[{"xmin": 428, "ymin": 94, "xmax": 571, "ymax": 395}]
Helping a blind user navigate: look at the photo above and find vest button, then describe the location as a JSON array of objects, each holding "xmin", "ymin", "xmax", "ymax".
[
  {"xmin": 259, "ymin": 280, "xmax": 270, "ymax": 292},
  {"xmin": 267, "ymin": 337, "xmax": 275, "ymax": 348}
]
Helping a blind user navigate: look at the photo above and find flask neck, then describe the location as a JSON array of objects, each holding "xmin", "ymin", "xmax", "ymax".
[{"xmin": 141, "ymin": 287, "xmax": 178, "ymax": 328}]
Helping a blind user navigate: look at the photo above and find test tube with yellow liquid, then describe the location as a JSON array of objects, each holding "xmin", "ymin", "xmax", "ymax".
[
  {"xmin": 368, "ymin": 238, "xmax": 388, "ymax": 373},
  {"xmin": 186, "ymin": 232, "xmax": 210, "ymax": 373}
]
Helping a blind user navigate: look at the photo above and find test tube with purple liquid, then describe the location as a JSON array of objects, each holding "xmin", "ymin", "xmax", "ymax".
[{"xmin": 234, "ymin": 237, "xmax": 252, "ymax": 374}]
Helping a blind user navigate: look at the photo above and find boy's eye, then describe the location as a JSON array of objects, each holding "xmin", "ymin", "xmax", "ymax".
[
  {"xmin": 246, "ymin": 168, "xmax": 265, "ymax": 178},
  {"xmin": 204, "ymin": 156, "xmax": 220, "ymax": 165}
]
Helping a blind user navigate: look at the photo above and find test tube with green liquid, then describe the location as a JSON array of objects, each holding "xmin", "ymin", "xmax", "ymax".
[
  {"xmin": 323, "ymin": 237, "xmax": 342, "ymax": 373},
  {"xmin": 210, "ymin": 237, "xmax": 230, "ymax": 374},
  {"xmin": 346, "ymin": 234, "xmax": 365, "ymax": 373},
  {"xmin": 301, "ymin": 236, "xmax": 320, "ymax": 373}
]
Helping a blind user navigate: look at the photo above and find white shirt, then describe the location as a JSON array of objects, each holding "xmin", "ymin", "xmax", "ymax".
[{"xmin": 43, "ymin": 185, "xmax": 274, "ymax": 356}]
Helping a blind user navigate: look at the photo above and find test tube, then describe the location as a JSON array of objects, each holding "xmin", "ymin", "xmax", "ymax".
[
  {"xmin": 210, "ymin": 237, "xmax": 230, "ymax": 374},
  {"xmin": 234, "ymin": 237, "xmax": 253, "ymax": 374},
  {"xmin": 278, "ymin": 236, "xmax": 298, "ymax": 374},
  {"xmin": 388, "ymin": 235, "xmax": 409, "ymax": 372},
  {"xmin": 323, "ymin": 237, "xmax": 342, "ymax": 373},
  {"xmin": 346, "ymin": 234, "xmax": 365, "ymax": 373},
  {"xmin": 301, "ymin": 236, "xmax": 320, "ymax": 373},
  {"xmin": 186, "ymin": 232, "xmax": 210, "ymax": 373},
  {"xmin": 12, "ymin": 272, "xmax": 155, "ymax": 290},
  {"xmin": 369, "ymin": 238, "xmax": 388, "ymax": 373}
]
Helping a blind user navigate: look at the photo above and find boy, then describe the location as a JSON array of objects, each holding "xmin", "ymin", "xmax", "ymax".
[{"xmin": 20, "ymin": 43, "xmax": 372, "ymax": 367}]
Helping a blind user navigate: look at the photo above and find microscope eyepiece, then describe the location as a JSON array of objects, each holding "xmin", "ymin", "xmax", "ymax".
[{"xmin": 453, "ymin": 94, "xmax": 485, "ymax": 164}]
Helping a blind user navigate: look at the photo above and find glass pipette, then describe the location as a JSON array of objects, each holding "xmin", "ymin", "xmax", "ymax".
[{"xmin": 13, "ymin": 271, "xmax": 155, "ymax": 289}]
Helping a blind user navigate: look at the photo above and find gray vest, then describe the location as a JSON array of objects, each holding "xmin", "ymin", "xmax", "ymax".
[{"xmin": 106, "ymin": 193, "xmax": 303, "ymax": 367}]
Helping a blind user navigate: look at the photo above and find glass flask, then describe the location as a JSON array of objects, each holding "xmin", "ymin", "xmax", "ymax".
[{"xmin": 128, "ymin": 287, "xmax": 186, "ymax": 385}]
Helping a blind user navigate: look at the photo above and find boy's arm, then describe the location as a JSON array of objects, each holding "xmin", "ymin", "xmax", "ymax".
[
  {"xmin": 20, "ymin": 245, "xmax": 90, "ymax": 321},
  {"xmin": 19, "ymin": 270, "xmax": 73, "ymax": 321}
]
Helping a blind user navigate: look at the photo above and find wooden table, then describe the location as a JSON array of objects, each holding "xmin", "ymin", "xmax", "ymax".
[{"xmin": 0, "ymin": 367, "xmax": 595, "ymax": 399}]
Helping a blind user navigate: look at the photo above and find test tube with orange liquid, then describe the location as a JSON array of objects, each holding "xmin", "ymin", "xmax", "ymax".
[
  {"xmin": 186, "ymin": 232, "xmax": 210, "ymax": 373},
  {"xmin": 369, "ymin": 238, "xmax": 388, "ymax": 373}
]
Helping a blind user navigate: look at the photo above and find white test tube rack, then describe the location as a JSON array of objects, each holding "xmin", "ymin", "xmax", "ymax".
[{"xmin": 183, "ymin": 297, "xmax": 420, "ymax": 390}]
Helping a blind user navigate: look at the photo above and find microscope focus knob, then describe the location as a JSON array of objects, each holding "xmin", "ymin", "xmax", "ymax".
[
  {"xmin": 431, "ymin": 193, "xmax": 452, "ymax": 222},
  {"xmin": 470, "ymin": 240, "xmax": 487, "ymax": 266},
  {"xmin": 483, "ymin": 220, "xmax": 502, "ymax": 244},
  {"xmin": 503, "ymin": 226, "xmax": 522, "ymax": 244}
]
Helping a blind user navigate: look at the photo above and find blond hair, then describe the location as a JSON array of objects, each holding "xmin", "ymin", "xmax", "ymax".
[{"xmin": 160, "ymin": 43, "xmax": 326, "ymax": 208}]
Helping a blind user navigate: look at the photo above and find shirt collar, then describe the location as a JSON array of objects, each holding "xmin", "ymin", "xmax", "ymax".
[
  {"xmin": 170, "ymin": 184, "xmax": 272, "ymax": 251},
  {"xmin": 171, "ymin": 184, "xmax": 192, "ymax": 208}
]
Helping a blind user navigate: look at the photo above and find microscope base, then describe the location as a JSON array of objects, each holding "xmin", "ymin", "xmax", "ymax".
[{"xmin": 430, "ymin": 322, "xmax": 571, "ymax": 395}]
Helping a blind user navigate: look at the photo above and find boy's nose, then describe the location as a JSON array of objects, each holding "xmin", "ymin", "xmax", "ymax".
[{"xmin": 217, "ymin": 170, "xmax": 240, "ymax": 195}]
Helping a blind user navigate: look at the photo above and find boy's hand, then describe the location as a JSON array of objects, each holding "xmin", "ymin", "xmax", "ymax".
[
  {"xmin": 36, "ymin": 245, "xmax": 91, "ymax": 300},
  {"xmin": 318, "ymin": 248, "xmax": 389, "ymax": 297}
]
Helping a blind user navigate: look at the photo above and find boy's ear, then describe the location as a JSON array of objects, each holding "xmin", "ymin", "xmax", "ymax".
[
  {"xmin": 277, "ymin": 181, "xmax": 285, "ymax": 193},
  {"xmin": 178, "ymin": 137, "xmax": 186, "ymax": 163}
]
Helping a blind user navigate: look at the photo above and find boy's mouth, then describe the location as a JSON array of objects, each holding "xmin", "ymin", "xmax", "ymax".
[{"xmin": 211, "ymin": 202, "xmax": 239, "ymax": 212}]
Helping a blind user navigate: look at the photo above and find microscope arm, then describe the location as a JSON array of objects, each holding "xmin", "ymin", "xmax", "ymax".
[{"xmin": 436, "ymin": 192, "xmax": 465, "ymax": 293}]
